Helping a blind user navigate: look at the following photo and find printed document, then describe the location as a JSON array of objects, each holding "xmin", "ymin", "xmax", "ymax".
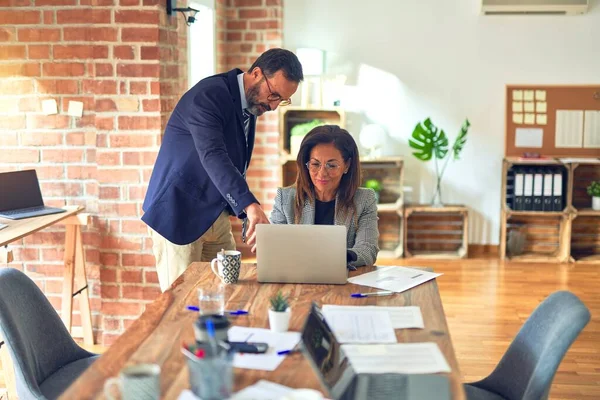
[
  {"xmin": 347, "ymin": 266, "xmax": 441, "ymax": 293},
  {"xmin": 323, "ymin": 305, "xmax": 424, "ymax": 329},
  {"xmin": 227, "ymin": 326, "xmax": 301, "ymax": 371},
  {"xmin": 341, "ymin": 343, "xmax": 451, "ymax": 374},
  {"xmin": 321, "ymin": 307, "xmax": 397, "ymax": 343}
]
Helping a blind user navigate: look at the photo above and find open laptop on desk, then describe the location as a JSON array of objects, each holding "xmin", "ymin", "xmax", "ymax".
[
  {"xmin": 0, "ymin": 170, "xmax": 66, "ymax": 220},
  {"xmin": 256, "ymin": 224, "xmax": 347, "ymax": 284},
  {"xmin": 300, "ymin": 303, "xmax": 451, "ymax": 400}
]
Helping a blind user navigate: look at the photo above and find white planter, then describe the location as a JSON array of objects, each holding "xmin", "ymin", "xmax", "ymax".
[
  {"xmin": 593, "ymin": 196, "xmax": 600, "ymax": 211},
  {"xmin": 268, "ymin": 308, "xmax": 291, "ymax": 332}
]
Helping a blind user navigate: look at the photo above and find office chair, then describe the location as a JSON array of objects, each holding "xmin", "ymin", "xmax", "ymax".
[
  {"xmin": 464, "ymin": 291, "xmax": 590, "ymax": 400},
  {"xmin": 0, "ymin": 268, "xmax": 98, "ymax": 400}
]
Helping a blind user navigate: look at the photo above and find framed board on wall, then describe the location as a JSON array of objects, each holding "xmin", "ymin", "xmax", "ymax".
[{"xmin": 505, "ymin": 85, "xmax": 600, "ymax": 158}]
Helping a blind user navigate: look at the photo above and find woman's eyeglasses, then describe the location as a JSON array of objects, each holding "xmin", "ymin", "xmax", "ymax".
[{"xmin": 306, "ymin": 161, "xmax": 342, "ymax": 174}]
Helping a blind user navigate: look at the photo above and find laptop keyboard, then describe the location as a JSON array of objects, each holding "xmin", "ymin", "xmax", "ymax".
[
  {"xmin": 2, "ymin": 206, "xmax": 47, "ymax": 215},
  {"xmin": 367, "ymin": 374, "xmax": 407, "ymax": 399}
]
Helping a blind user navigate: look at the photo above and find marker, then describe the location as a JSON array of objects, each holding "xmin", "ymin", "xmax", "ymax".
[{"xmin": 350, "ymin": 290, "xmax": 394, "ymax": 298}]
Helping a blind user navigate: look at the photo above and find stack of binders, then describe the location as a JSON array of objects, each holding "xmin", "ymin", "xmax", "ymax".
[{"xmin": 511, "ymin": 166, "xmax": 564, "ymax": 212}]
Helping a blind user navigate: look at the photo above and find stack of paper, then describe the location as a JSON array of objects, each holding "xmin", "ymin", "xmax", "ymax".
[
  {"xmin": 341, "ymin": 343, "xmax": 451, "ymax": 374},
  {"xmin": 227, "ymin": 326, "xmax": 301, "ymax": 371},
  {"xmin": 229, "ymin": 380, "xmax": 294, "ymax": 400},
  {"xmin": 321, "ymin": 307, "xmax": 397, "ymax": 343},
  {"xmin": 347, "ymin": 266, "xmax": 441, "ymax": 293},
  {"xmin": 323, "ymin": 305, "xmax": 424, "ymax": 329}
]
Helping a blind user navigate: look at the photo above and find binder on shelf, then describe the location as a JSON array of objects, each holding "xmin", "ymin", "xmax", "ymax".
[
  {"xmin": 552, "ymin": 168, "xmax": 563, "ymax": 211},
  {"xmin": 513, "ymin": 168, "xmax": 524, "ymax": 211},
  {"xmin": 542, "ymin": 170, "xmax": 554, "ymax": 211},
  {"xmin": 523, "ymin": 169, "xmax": 534, "ymax": 211},
  {"xmin": 533, "ymin": 169, "xmax": 543, "ymax": 211}
]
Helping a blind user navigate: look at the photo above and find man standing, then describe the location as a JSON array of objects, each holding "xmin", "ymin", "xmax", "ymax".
[{"xmin": 143, "ymin": 48, "xmax": 304, "ymax": 291}]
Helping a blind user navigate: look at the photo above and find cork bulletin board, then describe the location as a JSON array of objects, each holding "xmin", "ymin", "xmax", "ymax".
[{"xmin": 505, "ymin": 85, "xmax": 600, "ymax": 157}]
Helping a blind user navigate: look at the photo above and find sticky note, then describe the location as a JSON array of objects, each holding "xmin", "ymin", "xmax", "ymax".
[
  {"xmin": 524, "ymin": 102, "xmax": 535, "ymax": 112},
  {"xmin": 512, "ymin": 102, "xmax": 522, "ymax": 112},
  {"xmin": 537, "ymin": 114, "xmax": 547, "ymax": 125},
  {"xmin": 513, "ymin": 113, "xmax": 523, "ymax": 124},
  {"xmin": 536, "ymin": 102, "xmax": 547, "ymax": 113},
  {"xmin": 524, "ymin": 113, "xmax": 535, "ymax": 125},
  {"xmin": 535, "ymin": 90, "xmax": 546, "ymax": 101},
  {"xmin": 512, "ymin": 90, "xmax": 523, "ymax": 101},
  {"xmin": 67, "ymin": 101, "xmax": 83, "ymax": 117},
  {"xmin": 42, "ymin": 99, "xmax": 57, "ymax": 115},
  {"xmin": 524, "ymin": 91, "xmax": 534, "ymax": 101}
]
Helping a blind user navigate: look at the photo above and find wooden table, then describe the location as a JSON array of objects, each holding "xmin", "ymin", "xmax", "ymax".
[
  {"xmin": 0, "ymin": 206, "xmax": 94, "ymax": 400},
  {"xmin": 60, "ymin": 263, "xmax": 465, "ymax": 400}
]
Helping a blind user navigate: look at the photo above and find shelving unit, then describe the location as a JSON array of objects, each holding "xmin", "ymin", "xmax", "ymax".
[
  {"xmin": 500, "ymin": 157, "xmax": 600, "ymax": 263},
  {"xmin": 278, "ymin": 108, "xmax": 404, "ymax": 259},
  {"xmin": 404, "ymin": 205, "xmax": 468, "ymax": 259}
]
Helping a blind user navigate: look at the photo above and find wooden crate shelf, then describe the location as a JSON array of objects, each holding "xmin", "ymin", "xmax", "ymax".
[
  {"xmin": 502, "ymin": 213, "xmax": 570, "ymax": 263},
  {"xmin": 571, "ymin": 215, "xmax": 600, "ymax": 263},
  {"xmin": 404, "ymin": 205, "xmax": 468, "ymax": 259},
  {"xmin": 500, "ymin": 157, "xmax": 600, "ymax": 263}
]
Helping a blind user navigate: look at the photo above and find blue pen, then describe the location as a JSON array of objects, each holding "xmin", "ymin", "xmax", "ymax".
[
  {"xmin": 277, "ymin": 349, "xmax": 301, "ymax": 356},
  {"xmin": 205, "ymin": 318, "xmax": 219, "ymax": 358},
  {"xmin": 186, "ymin": 306, "xmax": 248, "ymax": 315},
  {"xmin": 350, "ymin": 290, "xmax": 394, "ymax": 298}
]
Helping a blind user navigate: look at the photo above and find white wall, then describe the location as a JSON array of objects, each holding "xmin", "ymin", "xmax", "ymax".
[{"xmin": 284, "ymin": 0, "xmax": 600, "ymax": 244}]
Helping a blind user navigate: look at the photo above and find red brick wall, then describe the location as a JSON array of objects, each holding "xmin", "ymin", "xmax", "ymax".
[
  {"xmin": 0, "ymin": 1, "xmax": 187, "ymax": 345},
  {"xmin": 216, "ymin": 0, "xmax": 283, "ymax": 254}
]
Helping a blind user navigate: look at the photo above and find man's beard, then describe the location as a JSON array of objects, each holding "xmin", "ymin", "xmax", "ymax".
[{"xmin": 245, "ymin": 79, "xmax": 271, "ymax": 116}]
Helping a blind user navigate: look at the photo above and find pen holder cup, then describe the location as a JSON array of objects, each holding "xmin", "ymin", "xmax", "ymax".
[{"xmin": 182, "ymin": 349, "xmax": 234, "ymax": 400}]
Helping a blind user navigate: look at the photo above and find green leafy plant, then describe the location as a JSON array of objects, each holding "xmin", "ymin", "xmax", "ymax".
[
  {"xmin": 364, "ymin": 179, "xmax": 382, "ymax": 193},
  {"xmin": 290, "ymin": 119, "xmax": 325, "ymax": 136},
  {"xmin": 588, "ymin": 181, "xmax": 600, "ymax": 197},
  {"xmin": 269, "ymin": 291, "xmax": 289, "ymax": 312},
  {"xmin": 409, "ymin": 118, "xmax": 471, "ymax": 205}
]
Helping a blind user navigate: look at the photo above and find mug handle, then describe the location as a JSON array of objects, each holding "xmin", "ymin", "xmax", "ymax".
[
  {"xmin": 103, "ymin": 377, "xmax": 121, "ymax": 400},
  {"xmin": 210, "ymin": 258, "xmax": 224, "ymax": 283}
]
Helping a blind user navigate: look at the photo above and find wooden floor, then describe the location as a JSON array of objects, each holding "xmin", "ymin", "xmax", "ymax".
[{"xmin": 1, "ymin": 257, "xmax": 598, "ymax": 399}]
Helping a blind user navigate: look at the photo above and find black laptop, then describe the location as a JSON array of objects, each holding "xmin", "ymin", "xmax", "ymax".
[
  {"xmin": 0, "ymin": 170, "xmax": 66, "ymax": 220},
  {"xmin": 299, "ymin": 303, "xmax": 451, "ymax": 400}
]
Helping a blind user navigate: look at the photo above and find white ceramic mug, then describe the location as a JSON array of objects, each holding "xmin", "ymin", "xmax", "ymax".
[
  {"xmin": 103, "ymin": 364, "xmax": 161, "ymax": 400},
  {"xmin": 211, "ymin": 250, "xmax": 241, "ymax": 284}
]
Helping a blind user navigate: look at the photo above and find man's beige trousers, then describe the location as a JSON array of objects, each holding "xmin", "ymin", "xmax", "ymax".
[{"xmin": 150, "ymin": 211, "xmax": 236, "ymax": 292}]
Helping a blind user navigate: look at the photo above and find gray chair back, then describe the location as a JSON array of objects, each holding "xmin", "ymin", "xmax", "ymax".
[
  {"xmin": 0, "ymin": 268, "xmax": 92, "ymax": 400},
  {"xmin": 469, "ymin": 290, "xmax": 590, "ymax": 400}
]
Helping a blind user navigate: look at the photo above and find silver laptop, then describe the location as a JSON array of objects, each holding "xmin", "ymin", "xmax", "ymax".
[
  {"xmin": 0, "ymin": 170, "xmax": 65, "ymax": 220},
  {"xmin": 256, "ymin": 224, "xmax": 347, "ymax": 284}
]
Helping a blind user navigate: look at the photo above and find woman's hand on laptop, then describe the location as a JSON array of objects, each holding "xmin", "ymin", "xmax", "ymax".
[{"xmin": 245, "ymin": 203, "xmax": 270, "ymax": 253}]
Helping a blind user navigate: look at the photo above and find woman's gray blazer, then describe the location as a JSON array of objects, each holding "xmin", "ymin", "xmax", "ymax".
[{"xmin": 270, "ymin": 186, "xmax": 380, "ymax": 267}]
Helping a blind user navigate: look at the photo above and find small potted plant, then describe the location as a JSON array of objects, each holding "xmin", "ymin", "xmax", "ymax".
[
  {"xmin": 587, "ymin": 181, "xmax": 600, "ymax": 211},
  {"xmin": 364, "ymin": 179, "xmax": 382, "ymax": 203},
  {"xmin": 268, "ymin": 290, "xmax": 291, "ymax": 332}
]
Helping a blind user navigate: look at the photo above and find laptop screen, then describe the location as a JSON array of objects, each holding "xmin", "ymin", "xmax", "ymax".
[
  {"xmin": 300, "ymin": 303, "xmax": 358, "ymax": 399},
  {"xmin": 0, "ymin": 170, "xmax": 45, "ymax": 212}
]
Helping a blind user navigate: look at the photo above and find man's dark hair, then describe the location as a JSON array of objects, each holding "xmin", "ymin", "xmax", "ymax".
[{"xmin": 249, "ymin": 48, "xmax": 304, "ymax": 83}]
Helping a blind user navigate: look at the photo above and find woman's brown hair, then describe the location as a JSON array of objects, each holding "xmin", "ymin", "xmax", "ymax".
[{"xmin": 293, "ymin": 125, "xmax": 361, "ymax": 223}]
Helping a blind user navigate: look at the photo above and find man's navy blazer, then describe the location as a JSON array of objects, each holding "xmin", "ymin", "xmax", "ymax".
[{"xmin": 142, "ymin": 69, "xmax": 258, "ymax": 245}]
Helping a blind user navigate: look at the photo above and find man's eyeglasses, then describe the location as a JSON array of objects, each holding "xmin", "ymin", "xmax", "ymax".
[
  {"xmin": 263, "ymin": 74, "xmax": 292, "ymax": 106},
  {"xmin": 306, "ymin": 161, "xmax": 342, "ymax": 174}
]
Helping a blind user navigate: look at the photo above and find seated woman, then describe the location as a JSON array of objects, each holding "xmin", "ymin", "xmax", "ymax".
[{"xmin": 270, "ymin": 125, "xmax": 379, "ymax": 267}]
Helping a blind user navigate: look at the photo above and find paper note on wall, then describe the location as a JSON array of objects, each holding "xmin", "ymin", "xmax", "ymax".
[
  {"xmin": 515, "ymin": 128, "xmax": 543, "ymax": 148},
  {"xmin": 536, "ymin": 114, "xmax": 547, "ymax": 125},
  {"xmin": 513, "ymin": 113, "xmax": 523, "ymax": 124},
  {"xmin": 524, "ymin": 113, "xmax": 535, "ymax": 125},
  {"xmin": 535, "ymin": 90, "xmax": 546, "ymax": 101},
  {"xmin": 524, "ymin": 102, "xmax": 535, "ymax": 112},
  {"xmin": 584, "ymin": 111, "xmax": 600, "ymax": 148},
  {"xmin": 512, "ymin": 102, "xmax": 523, "ymax": 112},
  {"xmin": 524, "ymin": 91, "xmax": 534, "ymax": 101},
  {"xmin": 512, "ymin": 90, "xmax": 523, "ymax": 101},
  {"xmin": 536, "ymin": 102, "xmax": 547, "ymax": 113},
  {"xmin": 42, "ymin": 99, "xmax": 57, "ymax": 115},
  {"xmin": 555, "ymin": 110, "xmax": 584, "ymax": 148},
  {"xmin": 67, "ymin": 101, "xmax": 84, "ymax": 117}
]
